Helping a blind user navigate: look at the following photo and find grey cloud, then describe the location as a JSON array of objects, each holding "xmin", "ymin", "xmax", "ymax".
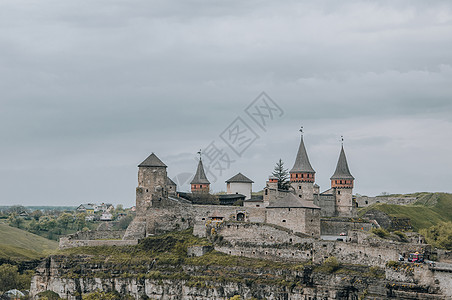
[{"xmin": 1, "ymin": 0, "xmax": 451, "ymax": 205}]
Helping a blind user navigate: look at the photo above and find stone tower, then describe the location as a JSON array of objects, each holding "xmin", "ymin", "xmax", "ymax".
[
  {"xmin": 263, "ymin": 175, "xmax": 278, "ymax": 207},
  {"xmin": 136, "ymin": 153, "xmax": 168, "ymax": 215},
  {"xmin": 290, "ymin": 130, "xmax": 316, "ymax": 200},
  {"xmin": 330, "ymin": 143, "xmax": 355, "ymax": 217},
  {"xmin": 191, "ymin": 158, "xmax": 210, "ymax": 193}
]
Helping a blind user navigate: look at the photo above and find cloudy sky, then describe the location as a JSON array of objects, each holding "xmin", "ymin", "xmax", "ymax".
[{"xmin": 1, "ymin": 0, "xmax": 451, "ymax": 207}]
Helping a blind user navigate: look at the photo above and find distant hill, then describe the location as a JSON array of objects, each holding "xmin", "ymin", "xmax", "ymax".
[
  {"xmin": 0, "ymin": 223, "xmax": 58, "ymax": 261},
  {"xmin": 358, "ymin": 192, "xmax": 452, "ymax": 231},
  {"xmin": 0, "ymin": 206, "xmax": 76, "ymax": 211}
]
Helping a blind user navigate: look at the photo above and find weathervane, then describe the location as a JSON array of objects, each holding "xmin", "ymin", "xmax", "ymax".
[
  {"xmin": 300, "ymin": 126, "xmax": 304, "ymax": 136},
  {"xmin": 197, "ymin": 149, "xmax": 202, "ymax": 160},
  {"xmin": 341, "ymin": 135, "xmax": 344, "ymax": 146}
]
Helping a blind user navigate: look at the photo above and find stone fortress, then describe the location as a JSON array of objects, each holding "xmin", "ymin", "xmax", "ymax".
[
  {"xmin": 45, "ymin": 129, "xmax": 452, "ymax": 299},
  {"xmin": 123, "ymin": 130, "xmax": 360, "ymax": 241}
]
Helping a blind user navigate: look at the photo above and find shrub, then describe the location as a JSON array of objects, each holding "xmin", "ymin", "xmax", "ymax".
[
  {"xmin": 37, "ymin": 291, "xmax": 62, "ymax": 299},
  {"xmin": 420, "ymin": 222, "xmax": 452, "ymax": 250},
  {"xmin": 371, "ymin": 228, "xmax": 389, "ymax": 238},
  {"xmin": 317, "ymin": 256, "xmax": 340, "ymax": 273},
  {"xmin": 386, "ymin": 261, "xmax": 400, "ymax": 268},
  {"xmin": 393, "ymin": 231, "xmax": 408, "ymax": 243}
]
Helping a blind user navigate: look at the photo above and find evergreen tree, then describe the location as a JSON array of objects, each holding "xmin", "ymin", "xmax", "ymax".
[{"xmin": 272, "ymin": 159, "xmax": 290, "ymax": 190}]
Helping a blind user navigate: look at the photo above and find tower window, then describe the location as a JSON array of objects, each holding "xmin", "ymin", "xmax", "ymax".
[
  {"xmin": 338, "ymin": 190, "xmax": 341, "ymax": 195},
  {"xmin": 299, "ymin": 186, "xmax": 301, "ymax": 189}
]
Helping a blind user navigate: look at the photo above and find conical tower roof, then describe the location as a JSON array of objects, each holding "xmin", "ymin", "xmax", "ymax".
[
  {"xmin": 138, "ymin": 153, "xmax": 167, "ymax": 167},
  {"xmin": 330, "ymin": 146, "xmax": 354, "ymax": 180},
  {"xmin": 190, "ymin": 159, "xmax": 210, "ymax": 184},
  {"xmin": 226, "ymin": 173, "xmax": 254, "ymax": 183},
  {"xmin": 290, "ymin": 135, "xmax": 315, "ymax": 173}
]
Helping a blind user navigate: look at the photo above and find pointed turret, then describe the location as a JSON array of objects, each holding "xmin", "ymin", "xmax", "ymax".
[
  {"xmin": 191, "ymin": 157, "xmax": 210, "ymax": 193},
  {"xmin": 290, "ymin": 130, "xmax": 315, "ymax": 183},
  {"xmin": 290, "ymin": 128, "xmax": 316, "ymax": 200},
  {"xmin": 330, "ymin": 140, "xmax": 355, "ymax": 217},
  {"xmin": 330, "ymin": 145, "xmax": 354, "ymax": 188}
]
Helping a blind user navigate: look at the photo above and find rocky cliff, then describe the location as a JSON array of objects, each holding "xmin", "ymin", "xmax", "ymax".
[{"xmin": 29, "ymin": 231, "xmax": 451, "ymax": 299}]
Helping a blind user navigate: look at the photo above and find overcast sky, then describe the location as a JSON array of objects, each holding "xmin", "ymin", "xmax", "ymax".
[{"xmin": 1, "ymin": 0, "xmax": 451, "ymax": 207}]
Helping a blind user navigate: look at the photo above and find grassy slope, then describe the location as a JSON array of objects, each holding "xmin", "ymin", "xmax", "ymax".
[
  {"xmin": 0, "ymin": 223, "xmax": 58, "ymax": 261},
  {"xmin": 358, "ymin": 193, "xmax": 452, "ymax": 231}
]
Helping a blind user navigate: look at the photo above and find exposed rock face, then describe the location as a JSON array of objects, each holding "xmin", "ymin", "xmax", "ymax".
[{"xmin": 30, "ymin": 255, "xmax": 451, "ymax": 299}]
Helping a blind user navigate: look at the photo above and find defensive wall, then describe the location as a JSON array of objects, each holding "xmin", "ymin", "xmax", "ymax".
[
  {"xmin": 211, "ymin": 223, "xmax": 431, "ymax": 267},
  {"xmin": 58, "ymin": 230, "xmax": 137, "ymax": 249},
  {"xmin": 320, "ymin": 218, "xmax": 373, "ymax": 235},
  {"xmin": 355, "ymin": 195, "xmax": 418, "ymax": 208}
]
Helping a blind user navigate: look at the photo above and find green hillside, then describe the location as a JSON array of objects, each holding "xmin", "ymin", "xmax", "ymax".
[
  {"xmin": 359, "ymin": 193, "xmax": 452, "ymax": 231},
  {"xmin": 0, "ymin": 223, "xmax": 58, "ymax": 261}
]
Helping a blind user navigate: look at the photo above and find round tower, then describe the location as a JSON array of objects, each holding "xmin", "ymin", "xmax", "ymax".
[
  {"xmin": 330, "ymin": 141, "xmax": 355, "ymax": 217},
  {"xmin": 289, "ymin": 128, "xmax": 316, "ymax": 200},
  {"xmin": 191, "ymin": 153, "xmax": 210, "ymax": 193},
  {"xmin": 136, "ymin": 153, "xmax": 168, "ymax": 215}
]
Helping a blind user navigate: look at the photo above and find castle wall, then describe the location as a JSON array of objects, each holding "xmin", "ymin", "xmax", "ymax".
[
  {"xmin": 266, "ymin": 207, "xmax": 320, "ymax": 237},
  {"xmin": 215, "ymin": 222, "xmax": 314, "ymax": 245},
  {"xmin": 291, "ymin": 181, "xmax": 314, "ymax": 200},
  {"xmin": 214, "ymin": 225, "xmax": 431, "ymax": 268},
  {"xmin": 214, "ymin": 222, "xmax": 315, "ymax": 262},
  {"xmin": 355, "ymin": 195, "xmax": 418, "ymax": 208},
  {"xmin": 314, "ymin": 194, "xmax": 336, "ymax": 217},
  {"xmin": 320, "ymin": 219, "xmax": 372, "ymax": 235},
  {"xmin": 144, "ymin": 198, "xmax": 266, "ymax": 237},
  {"xmin": 335, "ymin": 188, "xmax": 355, "ymax": 217},
  {"xmin": 58, "ymin": 230, "xmax": 136, "ymax": 249}
]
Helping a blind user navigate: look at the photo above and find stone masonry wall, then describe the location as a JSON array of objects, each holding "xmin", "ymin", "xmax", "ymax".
[
  {"xmin": 59, "ymin": 239, "xmax": 138, "ymax": 250},
  {"xmin": 355, "ymin": 196, "xmax": 418, "ymax": 208},
  {"xmin": 58, "ymin": 230, "xmax": 129, "ymax": 249},
  {"xmin": 320, "ymin": 219, "xmax": 372, "ymax": 235}
]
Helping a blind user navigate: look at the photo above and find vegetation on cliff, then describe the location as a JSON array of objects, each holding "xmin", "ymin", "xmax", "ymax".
[
  {"xmin": 420, "ymin": 221, "xmax": 452, "ymax": 250},
  {"xmin": 0, "ymin": 264, "xmax": 34, "ymax": 293},
  {"xmin": 55, "ymin": 228, "xmax": 385, "ymax": 293}
]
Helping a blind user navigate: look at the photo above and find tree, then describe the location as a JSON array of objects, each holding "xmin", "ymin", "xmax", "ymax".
[
  {"xmin": 118, "ymin": 215, "xmax": 133, "ymax": 230},
  {"xmin": 57, "ymin": 213, "xmax": 73, "ymax": 230},
  {"xmin": 31, "ymin": 210, "xmax": 44, "ymax": 221},
  {"xmin": 272, "ymin": 159, "xmax": 290, "ymax": 190},
  {"xmin": 0, "ymin": 264, "xmax": 33, "ymax": 292},
  {"xmin": 8, "ymin": 205, "xmax": 26, "ymax": 214},
  {"xmin": 7, "ymin": 213, "xmax": 23, "ymax": 228},
  {"xmin": 0, "ymin": 264, "xmax": 19, "ymax": 292},
  {"xmin": 115, "ymin": 204, "xmax": 124, "ymax": 213},
  {"xmin": 420, "ymin": 222, "xmax": 452, "ymax": 250},
  {"xmin": 75, "ymin": 213, "xmax": 87, "ymax": 231}
]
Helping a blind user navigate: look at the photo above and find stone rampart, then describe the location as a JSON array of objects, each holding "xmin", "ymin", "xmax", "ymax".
[
  {"xmin": 214, "ymin": 226, "xmax": 431, "ymax": 268},
  {"xmin": 59, "ymin": 239, "xmax": 137, "ymax": 249},
  {"xmin": 320, "ymin": 218, "xmax": 372, "ymax": 235},
  {"xmin": 355, "ymin": 196, "xmax": 417, "ymax": 208},
  {"xmin": 215, "ymin": 221, "xmax": 312, "ymax": 245},
  {"xmin": 58, "ymin": 230, "xmax": 128, "ymax": 249}
]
